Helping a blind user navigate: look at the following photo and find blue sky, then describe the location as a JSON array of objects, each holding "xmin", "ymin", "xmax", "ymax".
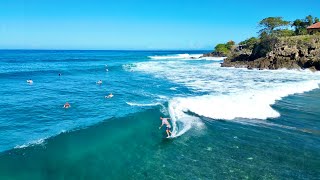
[{"xmin": 0, "ymin": 0, "xmax": 319, "ymax": 50}]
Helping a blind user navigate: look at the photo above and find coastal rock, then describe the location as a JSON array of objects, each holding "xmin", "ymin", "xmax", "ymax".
[
  {"xmin": 201, "ymin": 51, "xmax": 226, "ymax": 58},
  {"xmin": 221, "ymin": 35, "xmax": 320, "ymax": 70}
]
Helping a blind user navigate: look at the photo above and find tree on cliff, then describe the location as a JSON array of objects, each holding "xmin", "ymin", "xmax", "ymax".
[
  {"xmin": 214, "ymin": 40, "xmax": 235, "ymax": 55},
  {"xmin": 225, "ymin": 40, "xmax": 235, "ymax": 50},
  {"xmin": 292, "ymin": 15, "xmax": 320, "ymax": 35},
  {"xmin": 214, "ymin": 44, "xmax": 229, "ymax": 55},
  {"xmin": 239, "ymin": 37, "xmax": 259, "ymax": 50},
  {"xmin": 306, "ymin": 15, "xmax": 314, "ymax": 26},
  {"xmin": 292, "ymin": 19, "xmax": 307, "ymax": 35},
  {"xmin": 259, "ymin": 17, "xmax": 290, "ymax": 35}
]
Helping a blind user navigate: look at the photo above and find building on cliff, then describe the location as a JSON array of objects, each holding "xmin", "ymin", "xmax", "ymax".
[{"xmin": 307, "ymin": 22, "xmax": 320, "ymax": 34}]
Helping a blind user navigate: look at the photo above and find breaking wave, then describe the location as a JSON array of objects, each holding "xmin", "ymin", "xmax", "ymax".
[
  {"xmin": 148, "ymin": 54, "xmax": 225, "ymax": 61},
  {"xmin": 14, "ymin": 138, "xmax": 46, "ymax": 149},
  {"xmin": 127, "ymin": 59, "xmax": 320, "ymax": 137}
]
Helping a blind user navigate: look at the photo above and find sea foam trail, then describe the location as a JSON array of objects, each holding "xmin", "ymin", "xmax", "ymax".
[{"xmin": 148, "ymin": 54, "xmax": 225, "ymax": 61}]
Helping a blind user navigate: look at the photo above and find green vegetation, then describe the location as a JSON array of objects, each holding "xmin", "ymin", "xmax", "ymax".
[
  {"xmin": 214, "ymin": 40, "xmax": 235, "ymax": 55},
  {"xmin": 239, "ymin": 37, "xmax": 259, "ymax": 50},
  {"xmin": 213, "ymin": 15, "xmax": 319, "ymax": 59},
  {"xmin": 258, "ymin": 17, "xmax": 290, "ymax": 35},
  {"xmin": 292, "ymin": 15, "xmax": 319, "ymax": 35}
]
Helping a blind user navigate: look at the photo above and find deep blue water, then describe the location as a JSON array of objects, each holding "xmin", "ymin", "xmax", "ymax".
[{"xmin": 0, "ymin": 50, "xmax": 319, "ymax": 179}]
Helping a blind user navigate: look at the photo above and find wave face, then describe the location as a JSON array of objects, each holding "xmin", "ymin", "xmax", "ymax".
[{"xmin": 127, "ymin": 58, "xmax": 320, "ymax": 137}]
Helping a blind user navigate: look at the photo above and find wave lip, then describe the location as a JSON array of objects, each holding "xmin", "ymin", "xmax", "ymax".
[{"xmin": 14, "ymin": 138, "xmax": 46, "ymax": 149}]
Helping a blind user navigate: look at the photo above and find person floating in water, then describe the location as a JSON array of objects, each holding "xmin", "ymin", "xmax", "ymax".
[
  {"xmin": 97, "ymin": 80, "xmax": 103, "ymax": 85},
  {"xmin": 63, "ymin": 102, "xmax": 71, "ymax": 108},
  {"xmin": 58, "ymin": 73, "xmax": 61, "ymax": 76},
  {"xmin": 26, "ymin": 79, "xmax": 33, "ymax": 84},
  {"xmin": 159, "ymin": 116, "xmax": 172, "ymax": 138},
  {"xmin": 105, "ymin": 93, "xmax": 113, "ymax": 98}
]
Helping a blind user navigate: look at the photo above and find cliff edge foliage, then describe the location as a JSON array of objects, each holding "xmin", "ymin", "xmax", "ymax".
[{"xmin": 208, "ymin": 15, "xmax": 320, "ymax": 70}]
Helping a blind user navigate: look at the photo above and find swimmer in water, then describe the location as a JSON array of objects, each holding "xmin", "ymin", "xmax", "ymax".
[
  {"xmin": 97, "ymin": 80, "xmax": 103, "ymax": 85},
  {"xmin": 27, "ymin": 79, "xmax": 33, "ymax": 84},
  {"xmin": 63, "ymin": 102, "xmax": 71, "ymax": 108},
  {"xmin": 105, "ymin": 93, "xmax": 113, "ymax": 98},
  {"xmin": 159, "ymin": 116, "xmax": 172, "ymax": 138}
]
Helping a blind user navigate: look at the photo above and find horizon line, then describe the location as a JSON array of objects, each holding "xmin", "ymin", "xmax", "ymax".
[{"xmin": 0, "ymin": 49, "xmax": 212, "ymax": 51}]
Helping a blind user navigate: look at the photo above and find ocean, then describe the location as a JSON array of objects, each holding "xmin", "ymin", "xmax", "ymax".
[{"xmin": 0, "ymin": 50, "xmax": 319, "ymax": 179}]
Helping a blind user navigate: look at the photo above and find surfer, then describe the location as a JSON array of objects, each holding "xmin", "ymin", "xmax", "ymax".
[
  {"xmin": 63, "ymin": 102, "xmax": 71, "ymax": 108},
  {"xmin": 27, "ymin": 79, "xmax": 33, "ymax": 84},
  {"xmin": 105, "ymin": 93, "xmax": 113, "ymax": 98},
  {"xmin": 97, "ymin": 80, "xmax": 103, "ymax": 85},
  {"xmin": 159, "ymin": 117, "xmax": 172, "ymax": 138}
]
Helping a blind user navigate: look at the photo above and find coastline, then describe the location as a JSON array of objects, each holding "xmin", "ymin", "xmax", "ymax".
[{"xmin": 218, "ymin": 35, "xmax": 320, "ymax": 71}]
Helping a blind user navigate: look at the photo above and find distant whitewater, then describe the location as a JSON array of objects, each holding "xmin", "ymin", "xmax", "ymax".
[{"xmin": 148, "ymin": 53, "xmax": 226, "ymax": 61}]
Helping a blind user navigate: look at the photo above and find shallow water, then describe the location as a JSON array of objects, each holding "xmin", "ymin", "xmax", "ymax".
[{"xmin": 0, "ymin": 50, "xmax": 319, "ymax": 179}]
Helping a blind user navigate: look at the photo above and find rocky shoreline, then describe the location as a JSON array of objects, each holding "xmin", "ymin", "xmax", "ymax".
[{"xmin": 220, "ymin": 35, "xmax": 320, "ymax": 71}]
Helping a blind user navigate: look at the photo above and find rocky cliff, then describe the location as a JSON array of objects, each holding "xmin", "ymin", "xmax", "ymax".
[
  {"xmin": 221, "ymin": 35, "xmax": 320, "ymax": 71},
  {"xmin": 201, "ymin": 51, "xmax": 227, "ymax": 58}
]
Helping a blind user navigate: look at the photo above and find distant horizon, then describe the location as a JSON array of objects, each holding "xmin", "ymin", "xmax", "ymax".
[
  {"xmin": 0, "ymin": 49, "xmax": 212, "ymax": 51},
  {"xmin": 1, "ymin": 0, "xmax": 319, "ymax": 50}
]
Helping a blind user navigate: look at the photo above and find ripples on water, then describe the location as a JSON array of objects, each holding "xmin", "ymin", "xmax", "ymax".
[{"xmin": 0, "ymin": 50, "xmax": 320, "ymax": 179}]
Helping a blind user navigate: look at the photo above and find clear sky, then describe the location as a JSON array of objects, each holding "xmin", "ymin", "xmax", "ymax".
[{"xmin": 0, "ymin": 0, "xmax": 319, "ymax": 50}]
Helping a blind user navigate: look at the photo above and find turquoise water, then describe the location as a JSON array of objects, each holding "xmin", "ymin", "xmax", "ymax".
[{"xmin": 0, "ymin": 50, "xmax": 320, "ymax": 179}]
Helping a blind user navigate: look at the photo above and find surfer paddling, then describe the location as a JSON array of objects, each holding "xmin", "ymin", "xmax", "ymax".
[
  {"xmin": 105, "ymin": 93, "xmax": 113, "ymax": 98},
  {"xmin": 159, "ymin": 116, "xmax": 172, "ymax": 138},
  {"xmin": 63, "ymin": 102, "xmax": 71, "ymax": 109}
]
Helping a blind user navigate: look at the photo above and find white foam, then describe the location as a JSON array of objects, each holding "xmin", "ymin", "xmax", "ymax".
[
  {"xmin": 126, "ymin": 102, "xmax": 168, "ymax": 116},
  {"xmin": 169, "ymin": 99, "xmax": 204, "ymax": 137},
  {"xmin": 126, "ymin": 102, "xmax": 162, "ymax": 107},
  {"xmin": 126, "ymin": 59, "xmax": 320, "ymax": 137},
  {"xmin": 14, "ymin": 138, "xmax": 45, "ymax": 149},
  {"xmin": 149, "ymin": 54, "xmax": 202, "ymax": 60},
  {"xmin": 148, "ymin": 54, "xmax": 225, "ymax": 61},
  {"xmin": 169, "ymin": 80, "xmax": 320, "ymax": 121}
]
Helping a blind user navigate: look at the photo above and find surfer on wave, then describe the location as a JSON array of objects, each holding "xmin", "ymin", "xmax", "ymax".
[{"xmin": 159, "ymin": 116, "xmax": 172, "ymax": 138}]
